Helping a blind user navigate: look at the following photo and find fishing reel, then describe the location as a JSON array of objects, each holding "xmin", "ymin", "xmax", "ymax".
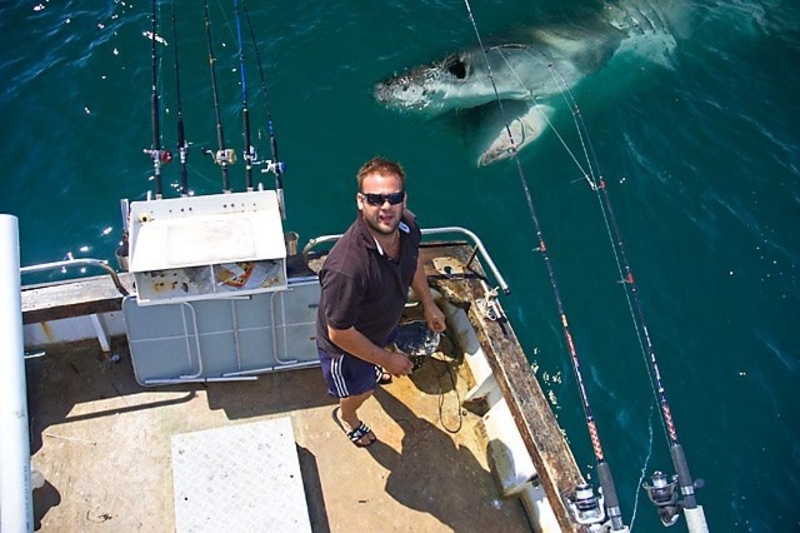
[
  {"xmin": 242, "ymin": 145, "xmax": 258, "ymax": 165},
  {"xmin": 567, "ymin": 483, "xmax": 606, "ymax": 526},
  {"xmin": 642, "ymin": 471, "xmax": 681, "ymax": 527},
  {"xmin": 203, "ymin": 147, "xmax": 237, "ymax": 166},
  {"xmin": 247, "ymin": 147, "xmax": 284, "ymax": 176},
  {"xmin": 259, "ymin": 159, "xmax": 285, "ymax": 176},
  {"xmin": 250, "ymin": 149, "xmax": 286, "ymax": 175},
  {"xmin": 143, "ymin": 148, "xmax": 173, "ymax": 165}
]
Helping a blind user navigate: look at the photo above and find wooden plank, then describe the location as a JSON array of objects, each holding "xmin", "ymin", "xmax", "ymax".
[
  {"xmin": 420, "ymin": 244, "xmax": 585, "ymax": 532},
  {"xmin": 21, "ymin": 273, "xmax": 134, "ymax": 324}
]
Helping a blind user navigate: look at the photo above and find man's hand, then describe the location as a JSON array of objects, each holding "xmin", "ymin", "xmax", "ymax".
[
  {"xmin": 382, "ymin": 350, "xmax": 414, "ymax": 376},
  {"xmin": 424, "ymin": 303, "xmax": 447, "ymax": 333}
]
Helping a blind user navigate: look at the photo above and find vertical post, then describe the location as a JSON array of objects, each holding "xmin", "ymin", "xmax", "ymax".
[{"xmin": 0, "ymin": 214, "xmax": 33, "ymax": 533}]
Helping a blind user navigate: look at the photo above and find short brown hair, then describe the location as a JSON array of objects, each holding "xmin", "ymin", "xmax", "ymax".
[{"xmin": 357, "ymin": 156, "xmax": 406, "ymax": 192}]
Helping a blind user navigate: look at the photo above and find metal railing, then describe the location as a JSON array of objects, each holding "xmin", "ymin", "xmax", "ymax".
[
  {"xmin": 301, "ymin": 225, "xmax": 510, "ymax": 295},
  {"xmin": 20, "ymin": 257, "xmax": 129, "ymax": 296}
]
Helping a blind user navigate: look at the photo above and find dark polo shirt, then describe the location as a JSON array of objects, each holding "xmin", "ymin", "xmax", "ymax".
[{"xmin": 316, "ymin": 210, "xmax": 421, "ymax": 359}]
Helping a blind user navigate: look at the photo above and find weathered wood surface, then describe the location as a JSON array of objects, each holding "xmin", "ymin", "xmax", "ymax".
[
  {"xmin": 420, "ymin": 242, "xmax": 586, "ymax": 533},
  {"xmin": 21, "ymin": 273, "xmax": 134, "ymax": 324}
]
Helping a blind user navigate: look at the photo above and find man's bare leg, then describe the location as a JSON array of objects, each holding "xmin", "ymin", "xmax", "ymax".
[{"xmin": 339, "ymin": 389, "xmax": 375, "ymax": 445}]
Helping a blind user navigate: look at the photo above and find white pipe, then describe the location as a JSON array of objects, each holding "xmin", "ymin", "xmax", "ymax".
[{"xmin": 0, "ymin": 214, "xmax": 33, "ymax": 533}]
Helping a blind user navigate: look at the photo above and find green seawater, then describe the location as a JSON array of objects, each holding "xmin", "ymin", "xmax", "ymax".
[{"xmin": 1, "ymin": 1, "xmax": 799, "ymax": 531}]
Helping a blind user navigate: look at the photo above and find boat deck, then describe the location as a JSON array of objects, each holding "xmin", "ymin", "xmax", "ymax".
[{"xmin": 27, "ymin": 336, "xmax": 531, "ymax": 532}]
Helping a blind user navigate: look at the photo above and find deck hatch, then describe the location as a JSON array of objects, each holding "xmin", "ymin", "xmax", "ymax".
[{"xmin": 171, "ymin": 417, "xmax": 312, "ymax": 533}]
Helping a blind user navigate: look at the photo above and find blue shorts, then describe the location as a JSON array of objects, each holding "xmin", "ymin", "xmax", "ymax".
[{"xmin": 318, "ymin": 345, "xmax": 382, "ymax": 398}]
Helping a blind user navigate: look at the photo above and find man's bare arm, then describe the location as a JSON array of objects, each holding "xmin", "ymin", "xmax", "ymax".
[{"xmin": 411, "ymin": 253, "xmax": 446, "ymax": 333}]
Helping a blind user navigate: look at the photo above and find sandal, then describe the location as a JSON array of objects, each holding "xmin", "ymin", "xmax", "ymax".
[
  {"xmin": 332, "ymin": 407, "xmax": 376, "ymax": 448},
  {"xmin": 347, "ymin": 422, "xmax": 376, "ymax": 448}
]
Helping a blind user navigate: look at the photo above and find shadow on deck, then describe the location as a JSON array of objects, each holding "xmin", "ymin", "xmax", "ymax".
[{"xmin": 27, "ymin": 335, "xmax": 531, "ymax": 532}]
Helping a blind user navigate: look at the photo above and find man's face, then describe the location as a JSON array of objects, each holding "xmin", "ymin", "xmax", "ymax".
[{"xmin": 357, "ymin": 172, "xmax": 406, "ymax": 236}]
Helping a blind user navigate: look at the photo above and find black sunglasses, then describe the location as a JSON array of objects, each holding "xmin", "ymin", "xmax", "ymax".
[{"xmin": 360, "ymin": 190, "xmax": 405, "ymax": 206}]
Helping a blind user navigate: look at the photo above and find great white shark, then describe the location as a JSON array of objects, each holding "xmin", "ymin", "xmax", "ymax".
[{"xmin": 374, "ymin": 1, "xmax": 690, "ymax": 166}]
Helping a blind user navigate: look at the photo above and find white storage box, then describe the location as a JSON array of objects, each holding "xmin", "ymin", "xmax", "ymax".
[{"xmin": 128, "ymin": 190, "xmax": 287, "ymax": 305}]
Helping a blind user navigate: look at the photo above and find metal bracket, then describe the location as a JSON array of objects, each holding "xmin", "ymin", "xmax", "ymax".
[{"xmin": 432, "ymin": 256, "xmax": 466, "ymax": 277}]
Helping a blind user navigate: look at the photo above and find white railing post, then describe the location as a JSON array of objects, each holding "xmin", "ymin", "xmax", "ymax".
[{"xmin": 0, "ymin": 214, "xmax": 33, "ymax": 533}]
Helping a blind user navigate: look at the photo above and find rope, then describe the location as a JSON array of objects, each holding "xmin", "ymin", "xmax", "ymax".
[{"xmin": 431, "ymin": 352, "xmax": 463, "ymax": 434}]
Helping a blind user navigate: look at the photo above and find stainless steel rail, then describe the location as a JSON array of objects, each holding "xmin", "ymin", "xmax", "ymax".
[
  {"xmin": 301, "ymin": 226, "xmax": 510, "ymax": 294},
  {"xmin": 20, "ymin": 258, "xmax": 129, "ymax": 296}
]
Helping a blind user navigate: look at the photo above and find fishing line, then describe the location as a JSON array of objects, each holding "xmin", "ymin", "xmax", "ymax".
[
  {"xmin": 503, "ymin": 33, "xmax": 667, "ymax": 444},
  {"xmin": 233, "ymin": 0, "xmax": 255, "ymax": 191},
  {"xmin": 203, "ymin": 0, "xmax": 235, "ymax": 193},
  {"xmin": 630, "ymin": 404, "xmax": 655, "ymax": 531},
  {"xmin": 541, "ymin": 68, "xmax": 665, "ymax": 434},
  {"xmin": 555, "ymin": 68, "xmax": 683, "ymax": 447},
  {"xmin": 499, "ymin": 46, "xmax": 598, "ymax": 187},
  {"xmin": 549, "ymin": 69, "xmax": 601, "ymax": 189},
  {"xmin": 243, "ymin": 1, "xmax": 285, "ymax": 218},
  {"xmin": 461, "ymin": 1, "xmax": 627, "ymax": 529},
  {"xmin": 547, "ymin": 47, "xmax": 705, "ymax": 522},
  {"xmin": 171, "ymin": 3, "xmax": 190, "ymax": 197}
]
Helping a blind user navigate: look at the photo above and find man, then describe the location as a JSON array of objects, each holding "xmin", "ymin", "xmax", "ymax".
[{"xmin": 316, "ymin": 156, "xmax": 447, "ymax": 447}]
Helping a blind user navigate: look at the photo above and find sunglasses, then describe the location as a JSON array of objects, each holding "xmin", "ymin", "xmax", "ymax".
[{"xmin": 360, "ymin": 190, "xmax": 405, "ymax": 207}]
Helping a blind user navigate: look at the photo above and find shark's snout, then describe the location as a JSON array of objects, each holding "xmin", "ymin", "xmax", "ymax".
[
  {"xmin": 373, "ymin": 73, "xmax": 431, "ymax": 110},
  {"xmin": 373, "ymin": 82, "xmax": 391, "ymax": 104}
]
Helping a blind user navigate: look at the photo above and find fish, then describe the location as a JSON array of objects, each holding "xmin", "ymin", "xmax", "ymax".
[{"xmin": 374, "ymin": 1, "xmax": 686, "ymax": 166}]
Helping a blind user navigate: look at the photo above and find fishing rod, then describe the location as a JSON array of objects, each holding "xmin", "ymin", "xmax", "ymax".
[
  {"xmin": 171, "ymin": 3, "xmax": 190, "ymax": 197},
  {"xmin": 233, "ymin": 0, "xmax": 255, "ymax": 191},
  {"xmin": 546, "ymin": 56, "xmax": 708, "ymax": 532},
  {"xmin": 203, "ymin": 0, "xmax": 235, "ymax": 193},
  {"xmin": 143, "ymin": 0, "xmax": 171, "ymax": 199},
  {"xmin": 461, "ymin": 1, "xmax": 628, "ymax": 531},
  {"xmin": 594, "ymin": 170, "xmax": 708, "ymax": 531},
  {"xmin": 243, "ymin": 1, "xmax": 286, "ymax": 218},
  {"xmin": 594, "ymin": 160, "xmax": 708, "ymax": 533}
]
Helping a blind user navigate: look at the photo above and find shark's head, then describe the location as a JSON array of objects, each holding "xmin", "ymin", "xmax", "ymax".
[
  {"xmin": 374, "ymin": 44, "xmax": 556, "ymax": 116},
  {"xmin": 374, "ymin": 52, "xmax": 477, "ymax": 115},
  {"xmin": 374, "ymin": 46, "xmax": 537, "ymax": 116}
]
